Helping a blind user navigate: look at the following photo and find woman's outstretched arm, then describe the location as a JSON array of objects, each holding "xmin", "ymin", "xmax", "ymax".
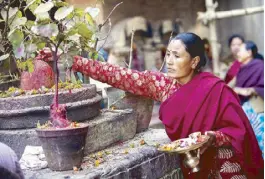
[{"xmin": 72, "ymin": 56, "xmax": 180, "ymax": 102}]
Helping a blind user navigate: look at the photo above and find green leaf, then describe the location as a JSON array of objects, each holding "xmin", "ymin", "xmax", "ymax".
[
  {"xmin": 36, "ymin": 19, "xmax": 51, "ymax": 25},
  {"xmin": 25, "ymin": 0, "xmax": 39, "ymax": 10},
  {"xmin": 16, "ymin": 11, "xmax": 22, "ymax": 18},
  {"xmin": 74, "ymin": 8, "xmax": 84, "ymax": 17},
  {"xmin": 54, "ymin": 5, "xmax": 74, "ymax": 21},
  {"xmin": 13, "ymin": 43, "xmax": 25, "ymax": 59},
  {"xmin": 0, "ymin": 7, "xmax": 18, "ymax": 20},
  {"xmin": 31, "ymin": 23, "xmax": 59, "ymax": 38},
  {"xmin": 55, "ymin": 1, "xmax": 69, "ymax": 7},
  {"xmin": 76, "ymin": 23, "xmax": 93, "ymax": 39},
  {"xmin": 35, "ymin": 12, "xmax": 51, "ymax": 24},
  {"xmin": 85, "ymin": 13, "xmax": 95, "ymax": 26},
  {"xmin": 25, "ymin": 20, "xmax": 35, "ymax": 29},
  {"xmin": 8, "ymin": 29, "xmax": 24, "ymax": 47},
  {"xmin": 0, "ymin": 54, "xmax": 9, "ymax": 62},
  {"xmin": 85, "ymin": 7, "xmax": 100, "ymax": 18},
  {"xmin": 67, "ymin": 28, "xmax": 78, "ymax": 36},
  {"xmin": 92, "ymin": 53, "xmax": 99, "ymax": 60},
  {"xmin": 26, "ymin": 0, "xmax": 41, "ymax": 13},
  {"xmin": 98, "ymin": 54, "xmax": 105, "ymax": 62},
  {"xmin": 36, "ymin": 42, "xmax": 46, "ymax": 49},
  {"xmin": 17, "ymin": 59, "xmax": 34, "ymax": 72},
  {"xmin": 34, "ymin": 2, "xmax": 54, "ymax": 14},
  {"xmin": 10, "ymin": 17, "xmax": 27, "ymax": 29}
]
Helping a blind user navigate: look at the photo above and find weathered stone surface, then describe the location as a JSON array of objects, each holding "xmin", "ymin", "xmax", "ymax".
[
  {"xmin": 0, "ymin": 84, "xmax": 97, "ymax": 110},
  {"xmin": 23, "ymin": 129, "xmax": 183, "ymax": 179},
  {"xmin": 111, "ymin": 92, "xmax": 154, "ymax": 133},
  {"xmin": 160, "ymin": 168, "xmax": 183, "ymax": 179},
  {"xmin": 0, "ymin": 128, "xmax": 41, "ymax": 159},
  {"xmin": 0, "ymin": 109, "xmax": 136, "ymax": 158},
  {"xmin": 0, "ymin": 97, "xmax": 101, "ymax": 129},
  {"xmin": 85, "ymin": 109, "xmax": 137, "ymax": 154},
  {"xmin": 0, "ymin": 84, "xmax": 102, "ymax": 129}
]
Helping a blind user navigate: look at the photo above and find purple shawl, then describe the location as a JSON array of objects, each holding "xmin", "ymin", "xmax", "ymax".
[{"xmin": 236, "ymin": 59, "xmax": 264, "ymax": 103}]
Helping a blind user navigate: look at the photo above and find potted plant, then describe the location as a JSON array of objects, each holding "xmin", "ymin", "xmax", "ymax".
[{"xmin": 0, "ymin": 0, "xmax": 106, "ymax": 171}]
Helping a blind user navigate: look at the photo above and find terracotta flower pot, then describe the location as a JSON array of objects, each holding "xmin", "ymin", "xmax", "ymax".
[{"xmin": 35, "ymin": 123, "xmax": 89, "ymax": 171}]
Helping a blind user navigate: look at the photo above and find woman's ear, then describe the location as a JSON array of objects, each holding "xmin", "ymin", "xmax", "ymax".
[{"xmin": 191, "ymin": 56, "xmax": 200, "ymax": 69}]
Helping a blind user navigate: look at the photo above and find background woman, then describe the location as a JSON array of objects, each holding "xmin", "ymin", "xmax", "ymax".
[{"xmin": 234, "ymin": 41, "xmax": 264, "ymax": 158}]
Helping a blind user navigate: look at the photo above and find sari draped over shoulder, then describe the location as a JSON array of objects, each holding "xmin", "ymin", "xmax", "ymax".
[
  {"xmin": 159, "ymin": 72, "xmax": 263, "ymax": 178},
  {"xmin": 236, "ymin": 59, "xmax": 264, "ymax": 103}
]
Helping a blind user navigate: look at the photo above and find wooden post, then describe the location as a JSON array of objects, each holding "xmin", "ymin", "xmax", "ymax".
[{"xmin": 206, "ymin": 0, "xmax": 219, "ymax": 75}]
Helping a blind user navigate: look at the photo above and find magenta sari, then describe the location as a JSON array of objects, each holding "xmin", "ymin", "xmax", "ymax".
[{"xmin": 159, "ymin": 72, "xmax": 263, "ymax": 178}]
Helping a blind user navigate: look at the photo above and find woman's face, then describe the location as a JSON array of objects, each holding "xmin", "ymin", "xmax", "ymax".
[
  {"xmin": 166, "ymin": 40, "xmax": 199, "ymax": 83},
  {"xmin": 230, "ymin": 37, "xmax": 244, "ymax": 57},
  {"xmin": 237, "ymin": 43, "xmax": 251, "ymax": 62}
]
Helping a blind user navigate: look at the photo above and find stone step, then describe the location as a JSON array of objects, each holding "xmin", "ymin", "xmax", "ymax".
[
  {"xmin": 0, "ymin": 85, "xmax": 102, "ymax": 129},
  {"xmin": 23, "ymin": 129, "xmax": 183, "ymax": 179},
  {"xmin": 0, "ymin": 109, "xmax": 137, "ymax": 159}
]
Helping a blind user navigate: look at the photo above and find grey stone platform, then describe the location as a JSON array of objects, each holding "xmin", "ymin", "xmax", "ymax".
[
  {"xmin": 23, "ymin": 129, "xmax": 183, "ymax": 179},
  {"xmin": 0, "ymin": 109, "xmax": 137, "ymax": 158},
  {"xmin": 0, "ymin": 84, "xmax": 102, "ymax": 129}
]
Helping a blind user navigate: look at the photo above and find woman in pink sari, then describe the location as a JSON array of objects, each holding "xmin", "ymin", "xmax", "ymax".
[{"xmin": 72, "ymin": 33, "xmax": 263, "ymax": 179}]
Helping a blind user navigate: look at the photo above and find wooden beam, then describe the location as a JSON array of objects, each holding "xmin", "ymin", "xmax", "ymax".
[{"xmin": 198, "ymin": 6, "xmax": 264, "ymax": 24}]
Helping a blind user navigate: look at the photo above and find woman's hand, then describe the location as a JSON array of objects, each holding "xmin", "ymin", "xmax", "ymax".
[
  {"xmin": 200, "ymin": 131, "xmax": 216, "ymax": 155},
  {"xmin": 233, "ymin": 87, "xmax": 256, "ymax": 96}
]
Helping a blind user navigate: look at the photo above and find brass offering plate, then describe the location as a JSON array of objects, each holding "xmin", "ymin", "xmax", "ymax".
[{"xmin": 158, "ymin": 135, "xmax": 209, "ymax": 154}]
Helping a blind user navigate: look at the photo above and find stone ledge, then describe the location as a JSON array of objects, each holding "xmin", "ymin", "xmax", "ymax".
[
  {"xmin": 0, "ymin": 96, "xmax": 101, "ymax": 129},
  {"xmin": 0, "ymin": 84, "xmax": 97, "ymax": 110},
  {"xmin": 23, "ymin": 129, "xmax": 183, "ymax": 179},
  {"xmin": 0, "ymin": 109, "xmax": 137, "ymax": 158}
]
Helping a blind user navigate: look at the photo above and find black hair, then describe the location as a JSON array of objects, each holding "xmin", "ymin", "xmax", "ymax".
[
  {"xmin": 172, "ymin": 32, "xmax": 206, "ymax": 69},
  {"xmin": 228, "ymin": 34, "xmax": 245, "ymax": 47},
  {"xmin": 245, "ymin": 41, "xmax": 264, "ymax": 61},
  {"xmin": 202, "ymin": 38, "xmax": 210, "ymax": 45}
]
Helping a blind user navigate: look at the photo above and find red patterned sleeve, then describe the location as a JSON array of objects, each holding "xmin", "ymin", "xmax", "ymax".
[
  {"xmin": 72, "ymin": 56, "xmax": 180, "ymax": 102},
  {"xmin": 207, "ymin": 131, "xmax": 232, "ymax": 147}
]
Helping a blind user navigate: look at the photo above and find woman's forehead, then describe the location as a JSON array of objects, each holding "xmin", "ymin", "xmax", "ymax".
[{"xmin": 167, "ymin": 40, "xmax": 185, "ymax": 52}]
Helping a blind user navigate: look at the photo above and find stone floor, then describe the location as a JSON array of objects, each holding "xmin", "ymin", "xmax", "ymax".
[{"xmin": 23, "ymin": 129, "xmax": 183, "ymax": 179}]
